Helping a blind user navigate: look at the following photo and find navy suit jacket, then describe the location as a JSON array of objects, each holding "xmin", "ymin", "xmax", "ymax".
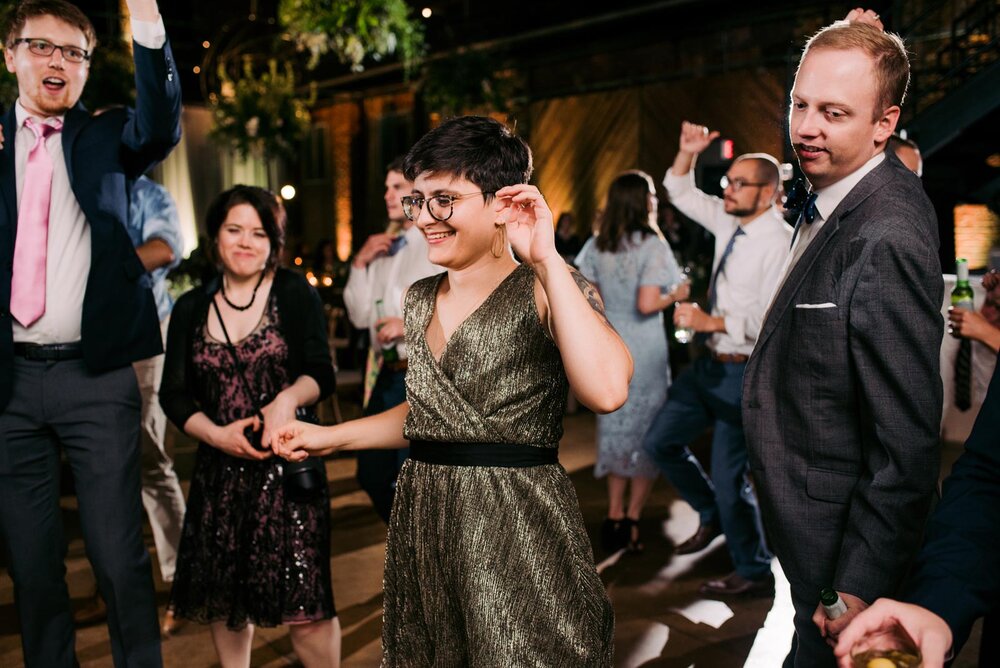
[
  {"xmin": 0, "ymin": 41, "xmax": 181, "ymax": 412},
  {"xmin": 907, "ymin": 352, "xmax": 1000, "ymax": 655}
]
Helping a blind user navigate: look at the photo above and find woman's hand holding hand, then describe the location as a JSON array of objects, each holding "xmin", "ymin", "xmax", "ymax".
[
  {"xmin": 495, "ymin": 185, "xmax": 559, "ymax": 268},
  {"xmin": 210, "ymin": 415, "xmax": 271, "ymax": 460},
  {"xmin": 273, "ymin": 420, "xmax": 337, "ymax": 460},
  {"xmin": 260, "ymin": 392, "xmax": 298, "ymax": 449}
]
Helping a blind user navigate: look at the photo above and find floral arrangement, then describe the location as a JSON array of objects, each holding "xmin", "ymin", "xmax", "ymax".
[
  {"xmin": 277, "ymin": 0, "xmax": 424, "ymax": 73},
  {"xmin": 421, "ymin": 50, "xmax": 521, "ymax": 116},
  {"xmin": 209, "ymin": 57, "xmax": 315, "ymax": 161}
]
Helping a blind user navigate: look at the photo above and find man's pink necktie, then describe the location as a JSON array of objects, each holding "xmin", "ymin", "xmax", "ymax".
[{"xmin": 11, "ymin": 118, "xmax": 62, "ymax": 328}]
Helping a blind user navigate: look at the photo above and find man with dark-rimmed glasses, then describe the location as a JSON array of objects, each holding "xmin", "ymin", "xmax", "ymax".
[
  {"xmin": 0, "ymin": 0, "xmax": 180, "ymax": 665},
  {"xmin": 642, "ymin": 121, "xmax": 791, "ymax": 597}
]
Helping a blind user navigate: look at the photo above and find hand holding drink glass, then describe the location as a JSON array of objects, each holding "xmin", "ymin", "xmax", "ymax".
[
  {"xmin": 670, "ymin": 268, "xmax": 695, "ymax": 343},
  {"xmin": 834, "ymin": 599, "xmax": 944, "ymax": 668}
]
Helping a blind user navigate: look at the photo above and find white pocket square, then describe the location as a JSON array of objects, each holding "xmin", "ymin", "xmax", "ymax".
[{"xmin": 795, "ymin": 302, "xmax": 837, "ymax": 309}]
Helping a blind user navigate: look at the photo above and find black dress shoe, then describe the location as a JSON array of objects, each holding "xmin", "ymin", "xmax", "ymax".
[
  {"xmin": 699, "ymin": 571, "xmax": 774, "ymax": 597},
  {"xmin": 674, "ymin": 523, "xmax": 721, "ymax": 555},
  {"xmin": 601, "ymin": 518, "xmax": 626, "ymax": 551}
]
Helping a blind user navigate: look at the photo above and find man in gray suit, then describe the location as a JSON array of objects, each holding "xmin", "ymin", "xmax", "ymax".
[{"xmin": 741, "ymin": 13, "xmax": 944, "ymax": 668}]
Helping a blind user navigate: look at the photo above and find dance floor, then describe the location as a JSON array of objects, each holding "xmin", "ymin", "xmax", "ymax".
[{"xmin": 0, "ymin": 405, "xmax": 982, "ymax": 667}]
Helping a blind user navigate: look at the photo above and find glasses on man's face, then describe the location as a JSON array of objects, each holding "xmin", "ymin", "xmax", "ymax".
[
  {"xmin": 401, "ymin": 191, "xmax": 492, "ymax": 222},
  {"xmin": 13, "ymin": 38, "xmax": 90, "ymax": 63},
  {"xmin": 720, "ymin": 175, "xmax": 768, "ymax": 193}
]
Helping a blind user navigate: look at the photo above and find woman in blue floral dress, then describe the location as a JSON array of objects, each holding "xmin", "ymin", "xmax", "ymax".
[{"xmin": 576, "ymin": 170, "xmax": 688, "ymax": 552}]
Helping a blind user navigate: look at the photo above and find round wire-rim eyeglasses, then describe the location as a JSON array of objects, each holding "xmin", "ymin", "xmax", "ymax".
[{"xmin": 401, "ymin": 192, "xmax": 493, "ymax": 222}]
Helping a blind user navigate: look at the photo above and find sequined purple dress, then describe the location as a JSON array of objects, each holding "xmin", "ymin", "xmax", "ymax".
[{"xmin": 170, "ymin": 297, "xmax": 334, "ymax": 629}]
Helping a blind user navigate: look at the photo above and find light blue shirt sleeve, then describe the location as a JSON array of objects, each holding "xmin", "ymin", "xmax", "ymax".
[{"xmin": 129, "ymin": 176, "xmax": 184, "ymax": 319}]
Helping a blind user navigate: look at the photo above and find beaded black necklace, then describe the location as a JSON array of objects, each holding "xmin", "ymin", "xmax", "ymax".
[{"xmin": 221, "ymin": 271, "xmax": 266, "ymax": 311}]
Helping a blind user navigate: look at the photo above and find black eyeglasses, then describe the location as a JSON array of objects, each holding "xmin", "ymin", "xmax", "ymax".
[
  {"xmin": 12, "ymin": 38, "xmax": 90, "ymax": 63},
  {"xmin": 720, "ymin": 175, "xmax": 769, "ymax": 192},
  {"xmin": 401, "ymin": 192, "xmax": 491, "ymax": 222}
]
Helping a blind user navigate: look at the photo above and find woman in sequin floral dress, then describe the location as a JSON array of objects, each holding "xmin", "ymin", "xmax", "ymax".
[
  {"xmin": 276, "ymin": 117, "xmax": 634, "ymax": 667},
  {"xmin": 575, "ymin": 170, "xmax": 688, "ymax": 553},
  {"xmin": 160, "ymin": 186, "xmax": 340, "ymax": 667}
]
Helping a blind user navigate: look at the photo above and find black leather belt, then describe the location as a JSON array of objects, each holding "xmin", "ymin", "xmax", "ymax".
[
  {"xmin": 13, "ymin": 342, "xmax": 83, "ymax": 361},
  {"xmin": 409, "ymin": 440, "xmax": 559, "ymax": 468}
]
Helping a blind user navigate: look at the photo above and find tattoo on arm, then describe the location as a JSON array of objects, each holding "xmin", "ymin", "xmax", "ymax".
[{"xmin": 569, "ymin": 267, "xmax": 617, "ymax": 332}]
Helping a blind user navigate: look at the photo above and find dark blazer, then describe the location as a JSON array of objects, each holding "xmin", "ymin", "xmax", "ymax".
[
  {"xmin": 742, "ymin": 151, "xmax": 944, "ymax": 604},
  {"xmin": 159, "ymin": 268, "xmax": 336, "ymax": 432},
  {"xmin": 906, "ymin": 353, "xmax": 1000, "ymax": 655},
  {"xmin": 0, "ymin": 41, "xmax": 182, "ymax": 412}
]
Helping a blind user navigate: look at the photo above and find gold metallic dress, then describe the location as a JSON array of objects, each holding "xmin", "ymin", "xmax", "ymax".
[{"xmin": 382, "ymin": 263, "xmax": 614, "ymax": 667}]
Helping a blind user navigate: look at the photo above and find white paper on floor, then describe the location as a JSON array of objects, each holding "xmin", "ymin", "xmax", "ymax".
[
  {"xmin": 669, "ymin": 599, "xmax": 734, "ymax": 629},
  {"xmin": 743, "ymin": 558, "xmax": 795, "ymax": 667}
]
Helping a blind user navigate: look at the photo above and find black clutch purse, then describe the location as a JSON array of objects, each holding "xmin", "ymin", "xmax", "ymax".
[{"xmin": 282, "ymin": 407, "xmax": 327, "ymax": 502}]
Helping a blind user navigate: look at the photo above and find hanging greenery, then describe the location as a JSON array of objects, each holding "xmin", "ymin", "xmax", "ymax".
[
  {"xmin": 277, "ymin": 0, "xmax": 424, "ymax": 73},
  {"xmin": 209, "ymin": 57, "xmax": 315, "ymax": 162},
  {"xmin": 421, "ymin": 50, "xmax": 522, "ymax": 117}
]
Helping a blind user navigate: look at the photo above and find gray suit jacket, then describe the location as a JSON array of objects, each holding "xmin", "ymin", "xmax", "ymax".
[{"xmin": 742, "ymin": 151, "xmax": 943, "ymax": 604}]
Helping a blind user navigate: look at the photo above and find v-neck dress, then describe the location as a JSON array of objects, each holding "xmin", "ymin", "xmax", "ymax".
[{"xmin": 381, "ymin": 263, "xmax": 614, "ymax": 667}]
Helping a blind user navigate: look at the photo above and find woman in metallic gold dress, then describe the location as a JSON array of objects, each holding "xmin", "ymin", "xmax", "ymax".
[{"xmin": 275, "ymin": 116, "xmax": 633, "ymax": 667}]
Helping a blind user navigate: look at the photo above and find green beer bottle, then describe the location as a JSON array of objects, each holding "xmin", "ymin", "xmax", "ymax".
[{"xmin": 374, "ymin": 298, "xmax": 400, "ymax": 363}]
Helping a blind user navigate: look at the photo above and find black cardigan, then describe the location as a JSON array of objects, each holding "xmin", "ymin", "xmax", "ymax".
[{"xmin": 159, "ymin": 267, "xmax": 336, "ymax": 431}]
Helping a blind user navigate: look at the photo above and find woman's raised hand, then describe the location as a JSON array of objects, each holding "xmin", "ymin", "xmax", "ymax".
[{"xmin": 494, "ymin": 185, "xmax": 558, "ymax": 267}]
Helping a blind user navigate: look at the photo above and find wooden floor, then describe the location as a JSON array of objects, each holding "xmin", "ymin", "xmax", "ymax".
[{"xmin": 0, "ymin": 409, "xmax": 983, "ymax": 667}]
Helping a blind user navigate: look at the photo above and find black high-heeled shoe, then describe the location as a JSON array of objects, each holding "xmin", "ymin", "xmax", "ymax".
[
  {"xmin": 622, "ymin": 518, "xmax": 644, "ymax": 553},
  {"xmin": 601, "ymin": 517, "xmax": 625, "ymax": 551}
]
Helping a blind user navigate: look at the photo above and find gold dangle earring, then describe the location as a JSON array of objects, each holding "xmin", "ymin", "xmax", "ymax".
[{"xmin": 491, "ymin": 223, "xmax": 507, "ymax": 259}]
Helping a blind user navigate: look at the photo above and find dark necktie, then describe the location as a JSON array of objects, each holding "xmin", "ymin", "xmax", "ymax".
[
  {"xmin": 707, "ymin": 227, "xmax": 745, "ymax": 313},
  {"xmin": 955, "ymin": 339, "xmax": 972, "ymax": 411},
  {"xmin": 388, "ymin": 234, "xmax": 408, "ymax": 256}
]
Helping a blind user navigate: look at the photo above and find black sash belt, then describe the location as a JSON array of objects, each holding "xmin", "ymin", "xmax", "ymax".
[{"xmin": 409, "ymin": 440, "xmax": 559, "ymax": 468}]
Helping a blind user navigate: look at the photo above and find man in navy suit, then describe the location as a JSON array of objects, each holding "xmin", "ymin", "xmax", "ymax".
[
  {"xmin": 834, "ymin": 353, "xmax": 1000, "ymax": 668},
  {"xmin": 0, "ymin": 0, "xmax": 180, "ymax": 665}
]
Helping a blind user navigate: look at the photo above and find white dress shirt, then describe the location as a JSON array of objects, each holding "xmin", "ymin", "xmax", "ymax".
[
  {"xmin": 342, "ymin": 223, "xmax": 442, "ymax": 360},
  {"xmin": 11, "ymin": 16, "xmax": 167, "ymax": 344},
  {"xmin": 665, "ymin": 170, "xmax": 793, "ymax": 355}
]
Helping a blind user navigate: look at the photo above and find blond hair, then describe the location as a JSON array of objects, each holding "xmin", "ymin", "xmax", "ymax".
[{"xmin": 801, "ymin": 21, "xmax": 910, "ymax": 119}]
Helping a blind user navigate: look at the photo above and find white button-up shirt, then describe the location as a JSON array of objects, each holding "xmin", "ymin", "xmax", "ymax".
[
  {"xmin": 343, "ymin": 223, "xmax": 442, "ymax": 360},
  {"xmin": 665, "ymin": 170, "xmax": 793, "ymax": 355}
]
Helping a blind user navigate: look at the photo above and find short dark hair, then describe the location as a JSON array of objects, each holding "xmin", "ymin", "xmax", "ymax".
[
  {"xmin": 385, "ymin": 156, "xmax": 406, "ymax": 176},
  {"xmin": 596, "ymin": 170, "xmax": 660, "ymax": 253},
  {"xmin": 5, "ymin": 0, "xmax": 97, "ymax": 49},
  {"xmin": 205, "ymin": 185, "xmax": 285, "ymax": 272},
  {"xmin": 403, "ymin": 116, "xmax": 532, "ymax": 202}
]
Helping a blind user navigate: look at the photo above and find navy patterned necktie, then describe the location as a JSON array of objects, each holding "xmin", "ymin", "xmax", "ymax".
[
  {"xmin": 707, "ymin": 227, "xmax": 745, "ymax": 313},
  {"xmin": 388, "ymin": 234, "xmax": 408, "ymax": 256}
]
